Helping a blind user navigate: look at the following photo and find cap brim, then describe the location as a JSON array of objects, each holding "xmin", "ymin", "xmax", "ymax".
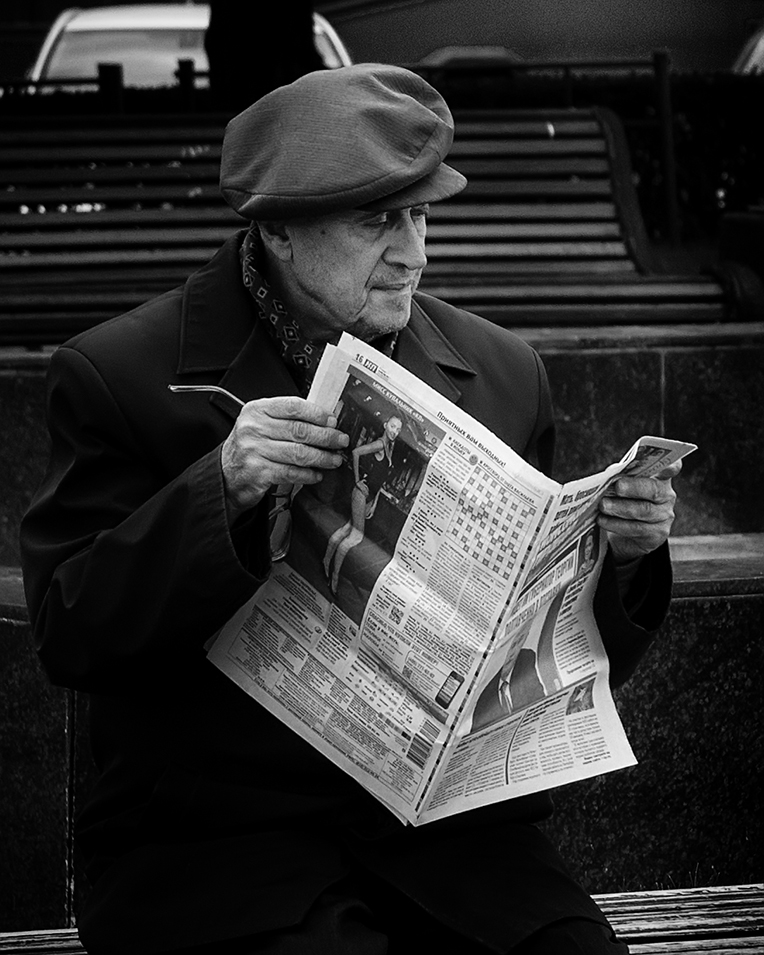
[{"xmin": 360, "ymin": 162, "xmax": 467, "ymax": 212}]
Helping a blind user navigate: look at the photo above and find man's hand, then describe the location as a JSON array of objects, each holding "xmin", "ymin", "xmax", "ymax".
[
  {"xmin": 221, "ymin": 396, "xmax": 349, "ymax": 518},
  {"xmin": 598, "ymin": 461, "xmax": 681, "ymax": 563}
]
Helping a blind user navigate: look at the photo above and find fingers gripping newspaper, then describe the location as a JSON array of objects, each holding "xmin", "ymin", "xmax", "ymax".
[{"xmin": 207, "ymin": 334, "xmax": 696, "ymax": 826}]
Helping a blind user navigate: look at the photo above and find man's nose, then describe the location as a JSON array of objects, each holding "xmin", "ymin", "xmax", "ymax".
[{"xmin": 385, "ymin": 214, "xmax": 428, "ymax": 271}]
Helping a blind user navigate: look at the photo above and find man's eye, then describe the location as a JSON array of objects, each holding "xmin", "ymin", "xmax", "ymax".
[{"xmin": 411, "ymin": 205, "xmax": 430, "ymax": 220}]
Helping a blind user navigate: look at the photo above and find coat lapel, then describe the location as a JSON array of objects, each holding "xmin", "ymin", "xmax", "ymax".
[
  {"xmin": 174, "ymin": 233, "xmax": 299, "ymax": 421},
  {"xmin": 397, "ymin": 297, "xmax": 476, "ymax": 404}
]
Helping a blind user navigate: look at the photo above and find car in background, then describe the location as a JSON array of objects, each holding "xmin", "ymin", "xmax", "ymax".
[
  {"xmin": 27, "ymin": 4, "xmax": 352, "ymax": 88},
  {"xmin": 732, "ymin": 23, "xmax": 764, "ymax": 73}
]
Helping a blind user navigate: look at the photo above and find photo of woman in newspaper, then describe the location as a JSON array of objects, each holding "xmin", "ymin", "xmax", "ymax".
[
  {"xmin": 323, "ymin": 412, "xmax": 403, "ymax": 595},
  {"xmin": 286, "ymin": 372, "xmax": 444, "ymax": 625}
]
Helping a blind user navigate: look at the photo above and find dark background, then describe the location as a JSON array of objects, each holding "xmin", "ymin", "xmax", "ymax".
[{"xmin": 2, "ymin": 0, "xmax": 764, "ymax": 76}]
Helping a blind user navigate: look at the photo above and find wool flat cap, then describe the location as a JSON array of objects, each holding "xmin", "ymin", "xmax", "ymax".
[{"xmin": 220, "ymin": 63, "xmax": 467, "ymax": 219}]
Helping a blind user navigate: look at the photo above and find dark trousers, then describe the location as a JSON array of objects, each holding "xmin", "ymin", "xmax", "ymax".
[{"xmin": 159, "ymin": 873, "xmax": 629, "ymax": 955}]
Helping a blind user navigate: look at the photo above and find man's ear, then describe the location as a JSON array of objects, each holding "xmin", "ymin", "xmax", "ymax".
[{"xmin": 256, "ymin": 221, "xmax": 293, "ymax": 261}]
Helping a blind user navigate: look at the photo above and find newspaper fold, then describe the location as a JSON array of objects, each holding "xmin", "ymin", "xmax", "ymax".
[{"xmin": 208, "ymin": 333, "xmax": 697, "ymax": 826}]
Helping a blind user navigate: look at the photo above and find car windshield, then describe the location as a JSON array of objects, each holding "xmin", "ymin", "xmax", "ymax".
[
  {"xmin": 736, "ymin": 32, "xmax": 764, "ymax": 73},
  {"xmin": 314, "ymin": 29, "xmax": 345, "ymax": 69},
  {"xmin": 42, "ymin": 29, "xmax": 208, "ymax": 86}
]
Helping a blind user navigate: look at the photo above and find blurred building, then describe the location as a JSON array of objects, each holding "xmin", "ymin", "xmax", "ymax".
[{"xmin": 323, "ymin": 0, "xmax": 764, "ymax": 73}]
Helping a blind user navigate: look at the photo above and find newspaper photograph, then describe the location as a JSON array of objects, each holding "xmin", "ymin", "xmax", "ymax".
[{"xmin": 207, "ymin": 333, "xmax": 696, "ymax": 825}]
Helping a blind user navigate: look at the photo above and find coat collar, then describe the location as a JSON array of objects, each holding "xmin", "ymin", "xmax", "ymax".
[{"xmin": 176, "ymin": 232, "xmax": 477, "ymax": 413}]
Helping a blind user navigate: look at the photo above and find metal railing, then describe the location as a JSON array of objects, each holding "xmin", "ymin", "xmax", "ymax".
[{"xmin": 0, "ymin": 60, "xmax": 206, "ymax": 112}]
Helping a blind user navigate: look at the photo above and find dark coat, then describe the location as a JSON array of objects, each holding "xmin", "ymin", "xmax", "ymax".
[{"xmin": 21, "ymin": 233, "xmax": 671, "ymax": 954}]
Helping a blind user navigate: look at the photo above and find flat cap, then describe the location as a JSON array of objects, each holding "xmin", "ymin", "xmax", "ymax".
[{"xmin": 220, "ymin": 63, "xmax": 467, "ymax": 220}]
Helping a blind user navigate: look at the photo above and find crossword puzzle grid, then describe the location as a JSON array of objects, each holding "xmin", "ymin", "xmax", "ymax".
[{"xmin": 448, "ymin": 471, "xmax": 533, "ymax": 578}]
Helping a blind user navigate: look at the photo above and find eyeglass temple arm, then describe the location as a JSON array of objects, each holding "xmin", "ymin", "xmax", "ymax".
[{"xmin": 168, "ymin": 384, "xmax": 246, "ymax": 408}]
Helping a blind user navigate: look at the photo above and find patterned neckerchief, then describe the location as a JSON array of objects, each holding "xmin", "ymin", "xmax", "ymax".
[{"xmin": 239, "ymin": 225, "xmax": 399, "ymax": 396}]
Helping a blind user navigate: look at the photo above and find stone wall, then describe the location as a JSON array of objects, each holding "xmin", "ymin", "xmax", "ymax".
[
  {"xmin": 542, "ymin": 537, "xmax": 764, "ymax": 892},
  {"xmin": 4, "ymin": 322, "xmax": 763, "ymax": 565}
]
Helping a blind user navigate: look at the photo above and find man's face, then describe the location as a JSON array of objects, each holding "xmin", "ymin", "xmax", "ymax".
[{"xmin": 273, "ymin": 205, "xmax": 429, "ymax": 343}]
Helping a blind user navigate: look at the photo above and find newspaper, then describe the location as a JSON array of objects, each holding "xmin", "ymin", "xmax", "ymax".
[{"xmin": 207, "ymin": 333, "xmax": 696, "ymax": 826}]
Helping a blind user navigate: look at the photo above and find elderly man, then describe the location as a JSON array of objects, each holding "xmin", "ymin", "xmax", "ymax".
[{"xmin": 21, "ymin": 65, "xmax": 678, "ymax": 955}]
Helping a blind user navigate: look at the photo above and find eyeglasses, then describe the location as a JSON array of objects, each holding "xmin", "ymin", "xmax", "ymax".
[{"xmin": 169, "ymin": 383, "xmax": 292, "ymax": 561}]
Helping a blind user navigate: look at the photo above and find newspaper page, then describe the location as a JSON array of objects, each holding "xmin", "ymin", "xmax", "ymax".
[{"xmin": 207, "ymin": 333, "xmax": 696, "ymax": 825}]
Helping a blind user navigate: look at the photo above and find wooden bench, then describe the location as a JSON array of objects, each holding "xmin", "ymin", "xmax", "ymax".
[
  {"xmin": 596, "ymin": 883, "xmax": 764, "ymax": 952},
  {"xmin": 0, "ymin": 113, "xmax": 241, "ymax": 344},
  {"xmin": 0, "ymin": 108, "xmax": 758, "ymax": 346},
  {"xmin": 0, "ymin": 884, "xmax": 761, "ymax": 953},
  {"xmin": 423, "ymin": 108, "xmax": 741, "ymax": 325}
]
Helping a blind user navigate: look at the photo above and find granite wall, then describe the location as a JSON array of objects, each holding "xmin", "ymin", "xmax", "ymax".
[
  {"xmin": 0, "ymin": 573, "xmax": 71, "ymax": 930},
  {"xmin": 2, "ymin": 324, "xmax": 762, "ymax": 565},
  {"xmin": 534, "ymin": 324, "xmax": 764, "ymax": 537},
  {"xmin": 542, "ymin": 587, "xmax": 764, "ymax": 893},
  {"xmin": 0, "ymin": 352, "xmax": 50, "ymax": 567}
]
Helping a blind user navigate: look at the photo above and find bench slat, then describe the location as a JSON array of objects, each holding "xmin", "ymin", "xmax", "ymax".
[
  {"xmin": 0, "ymin": 248, "xmax": 218, "ymax": 268},
  {"xmin": 0, "ymin": 209, "xmax": 242, "ymax": 229},
  {"xmin": 0, "ymin": 929, "xmax": 83, "ymax": 953},
  {"xmin": 461, "ymin": 180, "xmax": 613, "ymax": 196},
  {"xmin": 424, "ymin": 223, "xmax": 623, "ymax": 239},
  {"xmin": 434, "ymin": 157, "xmax": 611, "ymax": 176},
  {"xmin": 0, "ymin": 227, "xmax": 238, "ymax": 248},
  {"xmin": 424, "ymin": 279, "xmax": 724, "ymax": 300},
  {"xmin": 452, "ymin": 302, "xmax": 728, "ymax": 323},
  {"xmin": 0, "ymin": 185, "xmax": 225, "ymax": 207},
  {"xmin": 429, "ymin": 202, "xmax": 619, "ymax": 220},
  {"xmin": 423, "ymin": 240, "xmax": 631, "ymax": 258},
  {"xmin": 0, "ymin": 126, "xmax": 226, "ymax": 147},
  {"xmin": 451, "ymin": 117, "xmax": 602, "ymax": 137},
  {"xmin": 422, "ymin": 259, "xmax": 639, "ymax": 275},
  {"xmin": 1, "ymin": 144, "xmax": 221, "ymax": 164},
  {"xmin": 608, "ymin": 908, "xmax": 764, "ymax": 935},
  {"xmin": 3, "ymin": 164, "xmax": 221, "ymax": 186},
  {"xmin": 630, "ymin": 942, "xmax": 764, "ymax": 953},
  {"xmin": 449, "ymin": 138, "xmax": 607, "ymax": 156},
  {"xmin": 595, "ymin": 884, "xmax": 764, "ymax": 908}
]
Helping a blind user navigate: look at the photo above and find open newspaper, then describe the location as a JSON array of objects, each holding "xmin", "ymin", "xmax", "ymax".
[{"xmin": 208, "ymin": 333, "xmax": 696, "ymax": 826}]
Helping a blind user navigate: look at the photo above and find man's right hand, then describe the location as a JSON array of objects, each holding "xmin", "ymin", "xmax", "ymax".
[{"xmin": 221, "ymin": 396, "xmax": 349, "ymax": 519}]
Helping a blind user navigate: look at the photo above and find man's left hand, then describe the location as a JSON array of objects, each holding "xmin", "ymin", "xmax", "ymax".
[{"xmin": 598, "ymin": 461, "xmax": 681, "ymax": 563}]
